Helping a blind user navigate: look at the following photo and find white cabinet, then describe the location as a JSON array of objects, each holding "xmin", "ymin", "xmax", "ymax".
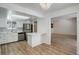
[
  {"xmin": 27, "ymin": 33, "xmax": 41, "ymax": 47},
  {"xmin": 0, "ymin": 33, "xmax": 3, "ymax": 44},
  {"xmin": 0, "ymin": 33, "xmax": 6, "ymax": 44},
  {"xmin": 0, "ymin": 32, "xmax": 18, "ymax": 44},
  {"xmin": 6, "ymin": 33, "xmax": 18, "ymax": 43}
]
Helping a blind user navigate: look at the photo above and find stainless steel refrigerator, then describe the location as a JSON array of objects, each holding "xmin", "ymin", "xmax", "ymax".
[{"xmin": 23, "ymin": 24, "xmax": 33, "ymax": 33}]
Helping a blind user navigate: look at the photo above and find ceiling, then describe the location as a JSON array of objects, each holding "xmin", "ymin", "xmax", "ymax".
[
  {"xmin": 15, "ymin": 3, "xmax": 79, "ymax": 14},
  {"xmin": 52, "ymin": 12, "xmax": 77, "ymax": 20}
]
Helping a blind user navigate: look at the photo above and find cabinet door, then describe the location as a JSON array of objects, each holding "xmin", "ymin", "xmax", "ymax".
[
  {"xmin": 2, "ymin": 34, "xmax": 7, "ymax": 44},
  {"xmin": 6, "ymin": 33, "xmax": 18, "ymax": 43},
  {"xmin": 0, "ymin": 33, "xmax": 18, "ymax": 44},
  {"xmin": 0, "ymin": 33, "xmax": 6, "ymax": 44},
  {"xmin": 11, "ymin": 33, "xmax": 18, "ymax": 42},
  {"xmin": 0, "ymin": 34, "xmax": 2, "ymax": 44}
]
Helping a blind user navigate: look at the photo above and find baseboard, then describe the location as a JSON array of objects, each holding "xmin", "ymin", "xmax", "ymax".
[{"xmin": 52, "ymin": 33, "xmax": 76, "ymax": 36}]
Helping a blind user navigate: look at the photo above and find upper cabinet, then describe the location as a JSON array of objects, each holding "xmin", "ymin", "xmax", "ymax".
[
  {"xmin": 0, "ymin": 7, "xmax": 8, "ymax": 19},
  {"xmin": 0, "ymin": 7, "xmax": 8, "ymax": 27}
]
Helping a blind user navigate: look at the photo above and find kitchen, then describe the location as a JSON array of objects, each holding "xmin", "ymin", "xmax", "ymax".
[{"xmin": 0, "ymin": 7, "xmax": 41, "ymax": 47}]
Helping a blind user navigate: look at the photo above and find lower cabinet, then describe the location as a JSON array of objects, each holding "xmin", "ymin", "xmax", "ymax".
[
  {"xmin": 0, "ymin": 33, "xmax": 6, "ymax": 44},
  {"xmin": 0, "ymin": 32, "xmax": 18, "ymax": 44},
  {"xmin": 6, "ymin": 33, "xmax": 18, "ymax": 43}
]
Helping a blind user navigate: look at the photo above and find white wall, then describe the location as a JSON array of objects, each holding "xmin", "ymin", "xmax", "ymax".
[
  {"xmin": 37, "ymin": 17, "xmax": 51, "ymax": 44},
  {"xmin": 37, "ymin": 18, "xmax": 47, "ymax": 33},
  {"xmin": 52, "ymin": 18, "xmax": 77, "ymax": 35}
]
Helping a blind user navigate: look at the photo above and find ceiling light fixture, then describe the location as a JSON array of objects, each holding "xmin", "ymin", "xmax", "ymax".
[{"xmin": 40, "ymin": 3, "xmax": 52, "ymax": 10}]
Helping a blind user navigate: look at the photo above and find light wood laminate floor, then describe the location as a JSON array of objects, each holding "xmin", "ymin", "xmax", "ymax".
[{"xmin": 0, "ymin": 34, "xmax": 77, "ymax": 55}]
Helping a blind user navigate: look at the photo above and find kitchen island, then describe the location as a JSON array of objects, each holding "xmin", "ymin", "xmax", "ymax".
[{"xmin": 27, "ymin": 33, "xmax": 42, "ymax": 47}]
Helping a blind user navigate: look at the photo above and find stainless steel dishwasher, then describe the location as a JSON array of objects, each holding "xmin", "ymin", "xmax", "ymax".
[{"xmin": 18, "ymin": 32, "xmax": 27, "ymax": 41}]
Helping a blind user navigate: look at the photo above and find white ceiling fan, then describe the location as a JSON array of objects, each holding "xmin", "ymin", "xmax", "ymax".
[{"xmin": 40, "ymin": 3, "xmax": 52, "ymax": 10}]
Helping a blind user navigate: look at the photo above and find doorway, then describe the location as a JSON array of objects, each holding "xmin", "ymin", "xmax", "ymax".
[{"xmin": 51, "ymin": 13, "xmax": 77, "ymax": 55}]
